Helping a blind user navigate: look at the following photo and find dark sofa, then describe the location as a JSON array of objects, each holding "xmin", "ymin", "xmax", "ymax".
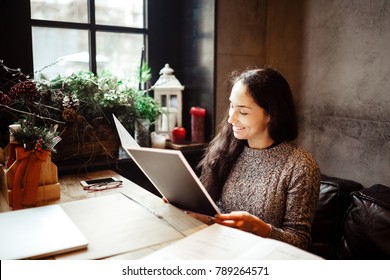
[{"xmin": 308, "ymin": 175, "xmax": 390, "ymax": 260}]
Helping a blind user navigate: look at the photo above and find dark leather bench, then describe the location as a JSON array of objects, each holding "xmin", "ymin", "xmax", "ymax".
[{"xmin": 308, "ymin": 175, "xmax": 390, "ymax": 259}]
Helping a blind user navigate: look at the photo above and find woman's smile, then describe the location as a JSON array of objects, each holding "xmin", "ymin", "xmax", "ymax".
[{"xmin": 232, "ymin": 125, "xmax": 245, "ymax": 133}]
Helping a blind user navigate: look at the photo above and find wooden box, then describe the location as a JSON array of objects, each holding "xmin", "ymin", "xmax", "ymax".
[{"xmin": 0, "ymin": 145, "xmax": 61, "ymax": 207}]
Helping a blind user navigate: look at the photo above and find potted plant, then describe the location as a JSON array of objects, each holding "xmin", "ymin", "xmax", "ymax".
[
  {"xmin": 4, "ymin": 116, "xmax": 61, "ymax": 209},
  {"xmin": 0, "ymin": 60, "xmax": 162, "ymax": 164},
  {"xmin": 96, "ymin": 64, "xmax": 162, "ymax": 146}
]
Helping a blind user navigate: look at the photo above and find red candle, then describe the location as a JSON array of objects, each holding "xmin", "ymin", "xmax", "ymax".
[
  {"xmin": 171, "ymin": 127, "xmax": 186, "ymax": 144},
  {"xmin": 190, "ymin": 107, "xmax": 206, "ymax": 143}
]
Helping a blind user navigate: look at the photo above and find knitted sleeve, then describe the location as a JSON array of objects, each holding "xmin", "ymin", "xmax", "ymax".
[{"xmin": 268, "ymin": 149, "xmax": 321, "ymax": 249}]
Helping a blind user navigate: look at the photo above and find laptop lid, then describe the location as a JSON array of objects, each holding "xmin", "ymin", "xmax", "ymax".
[
  {"xmin": 0, "ymin": 205, "xmax": 88, "ymax": 259},
  {"xmin": 112, "ymin": 114, "xmax": 220, "ymax": 216}
]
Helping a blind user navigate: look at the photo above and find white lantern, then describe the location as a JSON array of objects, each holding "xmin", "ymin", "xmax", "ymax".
[{"xmin": 152, "ymin": 64, "xmax": 185, "ymax": 136}]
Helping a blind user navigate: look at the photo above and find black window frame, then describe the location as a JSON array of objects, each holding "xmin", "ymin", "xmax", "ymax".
[
  {"xmin": 30, "ymin": 0, "xmax": 148, "ymax": 76},
  {"xmin": 1, "ymin": 0, "xmax": 216, "ymax": 142}
]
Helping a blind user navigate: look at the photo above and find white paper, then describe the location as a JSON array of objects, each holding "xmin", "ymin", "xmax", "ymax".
[
  {"xmin": 143, "ymin": 223, "xmax": 323, "ymax": 260},
  {"xmin": 56, "ymin": 194, "xmax": 183, "ymax": 259},
  {"xmin": 113, "ymin": 114, "xmax": 140, "ymax": 148}
]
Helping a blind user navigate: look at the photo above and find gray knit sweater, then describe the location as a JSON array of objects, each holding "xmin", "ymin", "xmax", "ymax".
[{"xmin": 220, "ymin": 141, "xmax": 321, "ymax": 249}]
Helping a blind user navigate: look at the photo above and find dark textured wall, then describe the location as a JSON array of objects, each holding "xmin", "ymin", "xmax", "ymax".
[
  {"xmin": 215, "ymin": 0, "xmax": 268, "ymax": 127},
  {"xmin": 267, "ymin": 0, "xmax": 390, "ymax": 187},
  {"xmin": 215, "ymin": 0, "xmax": 389, "ymax": 187}
]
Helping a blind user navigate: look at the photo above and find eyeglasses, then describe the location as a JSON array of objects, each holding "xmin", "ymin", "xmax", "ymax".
[{"xmin": 82, "ymin": 181, "xmax": 123, "ymax": 192}]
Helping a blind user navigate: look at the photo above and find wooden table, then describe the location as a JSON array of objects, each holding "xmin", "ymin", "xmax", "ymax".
[
  {"xmin": 0, "ymin": 169, "xmax": 126, "ymax": 212},
  {"xmin": 0, "ymin": 169, "xmax": 206, "ymax": 259}
]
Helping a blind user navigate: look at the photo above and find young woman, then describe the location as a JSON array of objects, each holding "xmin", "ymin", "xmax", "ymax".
[{"xmin": 198, "ymin": 68, "xmax": 321, "ymax": 249}]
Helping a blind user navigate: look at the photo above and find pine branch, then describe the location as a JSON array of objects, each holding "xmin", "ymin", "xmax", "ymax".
[{"xmin": 0, "ymin": 104, "xmax": 65, "ymax": 124}]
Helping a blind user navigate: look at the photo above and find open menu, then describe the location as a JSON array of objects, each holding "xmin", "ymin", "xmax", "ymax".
[
  {"xmin": 113, "ymin": 114, "xmax": 220, "ymax": 216},
  {"xmin": 142, "ymin": 223, "xmax": 323, "ymax": 260}
]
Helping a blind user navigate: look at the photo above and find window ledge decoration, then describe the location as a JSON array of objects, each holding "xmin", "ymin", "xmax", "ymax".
[{"xmin": 0, "ymin": 60, "xmax": 162, "ymax": 164}]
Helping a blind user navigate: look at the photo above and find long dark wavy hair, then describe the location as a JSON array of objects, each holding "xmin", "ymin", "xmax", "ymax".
[{"xmin": 198, "ymin": 68, "xmax": 298, "ymax": 201}]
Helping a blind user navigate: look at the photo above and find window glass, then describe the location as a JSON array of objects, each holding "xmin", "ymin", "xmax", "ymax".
[
  {"xmin": 96, "ymin": 32, "xmax": 144, "ymax": 80},
  {"xmin": 30, "ymin": 0, "xmax": 88, "ymax": 23},
  {"xmin": 32, "ymin": 27, "xmax": 89, "ymax": 78},
  {"xmin": 95, "ymin": 0, "xmax": 145, "ymax": 28},
  {"xmin": 30, "ymin": 0, "xmax": 146, "ymax": 79}
]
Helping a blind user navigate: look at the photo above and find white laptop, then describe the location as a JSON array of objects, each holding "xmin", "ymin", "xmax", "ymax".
[
  {"xmin": 0, "ymin": 205, "xmax": 88, "ymax": 259},
  {"xmin": 113, "ymin": 114, "xmax": 220, "ymax": 216}
]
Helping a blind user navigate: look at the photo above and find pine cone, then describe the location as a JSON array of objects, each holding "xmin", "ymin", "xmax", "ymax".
[
  {"xmin": 8, "ymin": 80, "xmax": 38, "ymax": 100},
  {"xmin": 62, "ymin": 107, "xmax": 78, "ymax": 122},
  {"xmin": 0, "ymin": 92, "xmax": 11, "ymax": 105}
]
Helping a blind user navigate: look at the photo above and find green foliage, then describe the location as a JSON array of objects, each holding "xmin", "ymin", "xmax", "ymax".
[
  {"xmin": 12, "ymin": 116, "xmax": 61, "ymax": 152},
  {"xmin": 1, "ymin": 60, "xmax": 161, "ymax": 149},
  {"xmin": 133, "ymin": 91, "xmax": 162, "ymax": 122},
  {"xmin": 135, "ymin": 60, "xmax": 152, "ymax": 85},
  {"xmin": 36, "ymin": 64, "xmax": 161, "ymax": 125}
]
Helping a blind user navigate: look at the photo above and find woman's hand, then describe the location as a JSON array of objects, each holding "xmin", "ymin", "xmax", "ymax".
[
  {"xmin": 215, "ymin": 211, "xmax": 271, "ymax": 238},
  {"xmin": 162, "ymin": 198, "xmax": 217, "ymax": 225},
  {"xmin": 184, "ymin": 211, "xmax": 216, "ymax": 225}
]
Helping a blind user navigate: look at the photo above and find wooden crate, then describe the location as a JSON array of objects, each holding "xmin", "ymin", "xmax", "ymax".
[{"xmin": 1, "ymin": 146, "xmax": 61, "ymax": 207}]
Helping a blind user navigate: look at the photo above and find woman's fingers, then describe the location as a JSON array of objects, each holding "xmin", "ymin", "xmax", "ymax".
[
  {"xmin": 214, "ymin": 211, "xmax": 254, "ymax": 230},
  {"xmin": 216, "ymin": 211, "xmax": 247, "ymax": 221},
  {"xmin": 215, "ymin": 211, "xmax": 270, "ymax": 237},
  {"xmin": 184, "ymin": 211, "xmax": 216, "ymax": 225}
]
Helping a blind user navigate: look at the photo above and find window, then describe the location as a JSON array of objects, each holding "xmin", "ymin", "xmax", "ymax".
[{"xmin": 30, "ymin": 0, "xmax": 147, "ymax": 79}]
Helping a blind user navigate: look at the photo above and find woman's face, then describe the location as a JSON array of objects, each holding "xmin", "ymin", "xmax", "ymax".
[{"xmin": 228, "ymin": 81, "xmax": 273, "ymax": 149}]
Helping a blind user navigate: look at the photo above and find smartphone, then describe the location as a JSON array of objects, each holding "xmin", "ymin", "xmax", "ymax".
[{"xmin": 80, "ymin": 177, "xmax": 121, "ymax": 187}]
